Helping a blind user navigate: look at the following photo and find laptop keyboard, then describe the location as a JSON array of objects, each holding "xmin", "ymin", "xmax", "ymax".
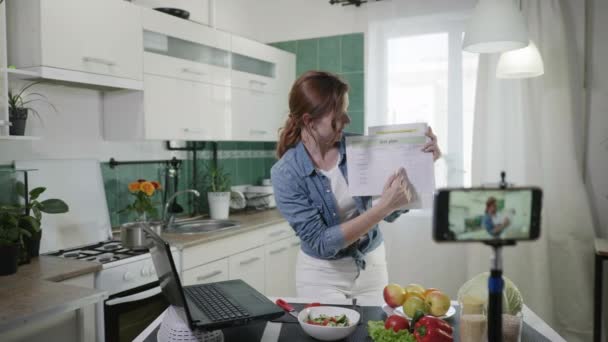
[{"xmin": 185, "ymin": 284, "xmax": 251, "ymax": 322}]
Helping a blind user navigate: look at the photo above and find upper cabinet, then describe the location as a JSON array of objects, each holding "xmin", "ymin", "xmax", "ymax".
[
  {"xmin": 230, "ymin": 36, "xmax": 295, "ymax": 141},
  {"xmin": 6, "ymin": 0, "xmax": 143, "ymax": 90}
]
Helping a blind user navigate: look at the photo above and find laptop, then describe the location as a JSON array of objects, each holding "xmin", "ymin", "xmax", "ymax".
[{"xmin": 145, "ymin": 226, "xmax": 284, "ymax": 330}]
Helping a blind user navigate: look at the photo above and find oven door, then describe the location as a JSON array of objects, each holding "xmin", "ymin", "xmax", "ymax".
[{"xmin": 104, "ymin": 281, "xmax": 168, "ymax": 342}]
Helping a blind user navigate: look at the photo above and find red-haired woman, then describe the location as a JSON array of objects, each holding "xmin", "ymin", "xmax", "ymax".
[{"xmin": 271, "ymin": 71, "xmax": 441, "ymax": 304}]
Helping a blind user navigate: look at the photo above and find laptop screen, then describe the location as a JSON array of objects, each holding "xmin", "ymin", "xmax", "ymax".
[{"xmin": 146, "ymin": 227, "xmax": 192, "ymax": 326}]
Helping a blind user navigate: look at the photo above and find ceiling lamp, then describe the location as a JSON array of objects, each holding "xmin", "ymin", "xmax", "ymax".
[
  {"xmin": 496, "ymin": 40, "xmax": 544, "ymax": 78},
  {"xmin": 463, "ymin": 0, "xmax": 529, "ymax": 53}
]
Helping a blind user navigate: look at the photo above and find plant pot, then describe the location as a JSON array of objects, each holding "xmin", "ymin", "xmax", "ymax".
[
  {"xmin": 208, "ymin": 192, "xmax": 231, "ymax": 219},
  {"xmin": 0, "ymin": 244, "xmax": 20, "ymax": 276},
  {"xmin": 24, "ymin": 230, "xmax": 42, "ymax": 258},
  {"xmin": 9, "ymin": 108, "xmax": 28, "ymax": 136}
]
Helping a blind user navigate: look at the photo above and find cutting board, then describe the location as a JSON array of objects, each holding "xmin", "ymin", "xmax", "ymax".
[{"xmin": 14, "ymin": 159, "xmax": 112, "ymax": 253}]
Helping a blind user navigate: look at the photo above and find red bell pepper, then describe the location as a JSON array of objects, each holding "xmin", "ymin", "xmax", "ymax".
[{"xmin": 414, "ymin": 316, "xmax": 453, "ymax": 342}]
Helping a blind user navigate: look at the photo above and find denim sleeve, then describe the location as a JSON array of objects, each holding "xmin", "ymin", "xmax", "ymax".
[
  {"xmin": 271, "ymin": 166, "xmax": 346, "ymax": 258},
  {"xmin": 383, "ymin": 209, "xmax": 409, "ymax": 223}
]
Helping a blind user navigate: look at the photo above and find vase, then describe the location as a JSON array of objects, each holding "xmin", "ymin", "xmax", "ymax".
[
  {"xmin": 9, "ymin": 108, "xmax": 28, "ymax": 136},
  {"xmin": 24, "ymin": 230, "xmax": 42, "ymax": 258},
  {"xmin": 208, "ymin": 192, "xmax": 230, "ymax": 219},
  {"xmin": 0, "ymin": 244, "xmax": 20, "ymax": 276}
]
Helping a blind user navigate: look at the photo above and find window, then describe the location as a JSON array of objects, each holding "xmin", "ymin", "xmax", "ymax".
[{"xmin": 368, "ymin": 16, "xmax": 478, "ymax": 188}]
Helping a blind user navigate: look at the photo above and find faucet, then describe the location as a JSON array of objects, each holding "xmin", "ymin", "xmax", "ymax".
[{"xmin": 163, "ymin": 189, "xmax": 200, "ymax": 230}]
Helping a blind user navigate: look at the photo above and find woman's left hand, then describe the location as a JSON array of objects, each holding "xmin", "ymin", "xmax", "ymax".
[{"xmin": 422, "ymin": 127, "xmax": 442, "ymax": 161}]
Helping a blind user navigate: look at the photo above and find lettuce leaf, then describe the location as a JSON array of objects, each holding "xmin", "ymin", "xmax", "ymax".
[{"xmin": 367, "ymin": 321, "xmax": 416, "ymax": 342}]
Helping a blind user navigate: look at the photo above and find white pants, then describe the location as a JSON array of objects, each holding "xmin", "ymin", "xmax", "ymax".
[{"xmin": 295, "ymin": 243, "xmax": 388, "ymax": 306}]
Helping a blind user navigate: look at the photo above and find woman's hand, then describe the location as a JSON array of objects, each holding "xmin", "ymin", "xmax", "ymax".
[
  {"xmin": 423, "ymin": 127, "xmax": 441, "ymax": 161},
  {"xmin": 379, "ymin": 167, "xmax": 411, "ymax": 213}
]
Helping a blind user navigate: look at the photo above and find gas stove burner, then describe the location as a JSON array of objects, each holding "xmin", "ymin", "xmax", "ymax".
[
  {"xmin": 98, "ymin": 254, "xmax": 115, "ymax": 263},
  {"xmin": 63, "ymin": 251, "xmax": 80, "ymax": 258},
  {"xmin": 46, "ymin": 240, "xmax": 150, "ymax": 264},
  {"xmin": 101, "ymin": 243, "xmax": 121, "ymax": 251}
]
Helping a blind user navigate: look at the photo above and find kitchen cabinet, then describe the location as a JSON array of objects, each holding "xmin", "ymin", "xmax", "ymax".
[
  {"xmin": 182, "ymin": 258, "xmax": 229, "ymax": 286},
  {"xmin": 6, "ymin": 0, "xmax": 143, "ymax": 90},
  {"xmin": 230, "ymin": 35, "xmax": 295, "ymax": 141},
  {"xmin": 179, "ymin": 221, "xmax": 298, "ymax": 296},
  {"xmin": 228, "ymin": 246, "xmax": 266, "ymax": 294}
]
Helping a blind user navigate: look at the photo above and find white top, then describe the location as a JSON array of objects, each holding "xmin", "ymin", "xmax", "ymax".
[{"xmin": 318, "ymin": 155, "xmax": 358, "ymax": 223}]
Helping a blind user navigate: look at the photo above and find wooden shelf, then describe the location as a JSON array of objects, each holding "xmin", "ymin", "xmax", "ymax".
[{"xmin": 0, "ymin": 135, "xmax": 41, "ymax": 140}]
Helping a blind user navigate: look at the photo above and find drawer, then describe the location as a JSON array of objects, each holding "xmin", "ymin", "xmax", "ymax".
[
  {"xmin": 262, "ymin": 222, "xmax": 294, "ymax": 244},
  {"xmin": 182, "ymin": 258, "xmax": 229, "ymax": 286},
  {"xmin": 228, "ymin": 246, "xmax": 265, "ymax": 294}
]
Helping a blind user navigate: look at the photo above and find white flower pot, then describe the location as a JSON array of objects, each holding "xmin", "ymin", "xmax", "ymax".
[{"xmin": 208, "ymin": 192, "xmax": 231, "ymax": 219}]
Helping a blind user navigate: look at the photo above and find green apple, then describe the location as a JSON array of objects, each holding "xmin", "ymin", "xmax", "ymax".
[{"xmin": 403, "ymin": 296, "xmax": 427, "ymax": 317}]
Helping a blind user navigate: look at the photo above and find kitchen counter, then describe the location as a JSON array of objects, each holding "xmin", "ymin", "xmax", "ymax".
[
  {"xmin": 0, "ymin": 256, "xmax": 106, "ymax": 333},
  {"xmin": 160, "ymin": 209, "xmax": 287, "ymax": 249}
]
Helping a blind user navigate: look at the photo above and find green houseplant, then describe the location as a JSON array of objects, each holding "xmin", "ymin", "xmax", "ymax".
[
  {"xmin": 8, "ymin": 82, "xmax": 57, "ymax": 136},
  {"xmin": 16, "ymin": 181, "xmax": 69, "ymax": 258},
  {"xmin": 202, "ymin": 164, "xmax": 231, "ymax": 219},
  {"xmin": 0, "ymin": 206, "xmax": 35, "ymax": 275}
]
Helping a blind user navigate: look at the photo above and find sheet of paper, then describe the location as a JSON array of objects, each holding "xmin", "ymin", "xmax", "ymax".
[{"xmin": 346, "ymin": 123, "xmax": 435, "ymax": 209}]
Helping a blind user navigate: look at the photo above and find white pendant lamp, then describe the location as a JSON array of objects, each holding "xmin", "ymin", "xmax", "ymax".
[
  {"xmin": 496, "ymin": 40, "xmax": 544, "ymax": 78},
  {"xmin": 463, "ymin": 0, "xmax": 529, "ymax": 53}
]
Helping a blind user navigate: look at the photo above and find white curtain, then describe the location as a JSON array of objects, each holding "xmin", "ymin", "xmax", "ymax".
[{"xmin": 468, "ymin": 0, "xmax": 595, "ymax": 341}]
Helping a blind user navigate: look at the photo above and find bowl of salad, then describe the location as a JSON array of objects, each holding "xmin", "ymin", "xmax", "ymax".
[{"xmin": 297, "ymin": 306, "xmax": 360, "ymax": 341}]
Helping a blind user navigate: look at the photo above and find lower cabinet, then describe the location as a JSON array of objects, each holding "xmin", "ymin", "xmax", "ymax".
[
  {"xmin": 264, "ymin": 235, "xmax": 300, "ymax": 297},
  {"xmin": 182, "ymin": 258, "xmax": 229, "ymax": 286},
  {"xmin": 228, "ymin": 246, "xmax": 265, "ymax": 294}
]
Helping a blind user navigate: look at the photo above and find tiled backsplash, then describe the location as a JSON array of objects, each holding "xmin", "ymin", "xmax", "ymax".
[
  {"xmin": 271, "ymin": 33, "xmax": 365, "ymax": 134},
  {"xmin": 101, "ymin": 142, "xmax": 277, "ymax": 227}
]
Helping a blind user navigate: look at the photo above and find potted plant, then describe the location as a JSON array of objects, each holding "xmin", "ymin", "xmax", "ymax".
[
  {"xmin": 0, "ymin": 206, "xmax": 35, "ymax": 275},
  {"xmin": 15, "ymin": 181, "xmax": 69, "ymax": 258},
  {"xmin": 8, "ymin": 82, "xmax": 57, "ymax": 136},
  {"xmin": 202, "ymin": 165, "xmax": 231, "ymax": 219}
]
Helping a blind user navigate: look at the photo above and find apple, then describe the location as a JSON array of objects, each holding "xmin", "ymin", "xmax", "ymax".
[
  {"xmin": 404, "ymin": 283, "xmax": 426, "ymax": 295},
  {"xmin": 423, "ymin": 287, "xmax": 440, "ymax": 298},
  {"xmin": 384, "ymin": 315, "xmax": 410, "ymax": 332},
  {"xmin": 404, "ymin": 291, "xmax": 424, "ymax": 302},
  {"xmin": 383, "ymin": 283, "xmax": 406, "ymax": 308},
  {"xmin": 425, "ymin": 290, "xmax": 451, "ymax": 316},
  {"xmin": 403, "ymin": 296, "xmax": 427, "ymax": 318}
]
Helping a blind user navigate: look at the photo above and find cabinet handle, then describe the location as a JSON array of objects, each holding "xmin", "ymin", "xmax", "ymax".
[
  {"xmin": 239, "ymin": 257, "xmax": 261, "ymax": 265},
  {"xmin": 82, "ymin": 56, "xmax": 116, "ymax": 66},
  {"xmin": 250, "ymin": 129, "xmax": 268, "ymax": 136},
  {"xmin": 184, "ymin": 128, "xmax": 204, "ymax": 134},
  {"xmin": 290, "ymin": 242, "xmax": 301, "ymax": 247},
  {"xmin": 182, "ymin": 68, "xmax": 207, "ymax": 76},
  {"xmin": 269, "ymin": 247, "xmax": 288, "ymax": 255},
  {"xmin": 249, "ymin": 80, "xmax": 267, "ymax": 86},
  {"xmin": 268, "ymin": 230, "xmax": 286, "ymax": 237},
  {"xmin": 196, "ymin": 270, "xmax": 222, "ymax": 281},
  {"xmin": 0, "ymin": 120, "xmax": 11, "ymax": 127}
]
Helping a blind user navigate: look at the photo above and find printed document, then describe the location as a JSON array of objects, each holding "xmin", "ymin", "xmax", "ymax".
[{"xmin": 346, "ymin": 123, "xmax": 435, "ymax": 209}]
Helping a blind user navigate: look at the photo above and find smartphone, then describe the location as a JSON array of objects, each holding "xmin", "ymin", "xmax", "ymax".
[{"xmin": 433, "ymin": 187, "xmax": 542, "ymax": 242}]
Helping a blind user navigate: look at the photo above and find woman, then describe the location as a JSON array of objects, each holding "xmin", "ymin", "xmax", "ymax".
[
  {"xmin": 271, "ymin": 71, "xmax": 441, "ymax": 304},
  {"xmin": 483, "ymin": 197, "xmax": 511, "ymax": 237}
]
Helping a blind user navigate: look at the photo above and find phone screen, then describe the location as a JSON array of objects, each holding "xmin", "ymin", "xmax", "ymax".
[{"xmin": 435, "ymin": 188, "xmax": 541, "ymax": 242}]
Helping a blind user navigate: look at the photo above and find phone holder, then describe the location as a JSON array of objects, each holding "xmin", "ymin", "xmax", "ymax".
[
  {"xmin": 157, "ymin": 306, "xmax": 224, "ymax": 342},
  {"xmin": 482, "ymin": 171, "xmax": 513, "ymax": 342}
]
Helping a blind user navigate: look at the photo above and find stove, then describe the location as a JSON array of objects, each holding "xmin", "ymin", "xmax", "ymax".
[{"xmin": 46, "ymin": 240, "xmax": 150, "ymax": 265}]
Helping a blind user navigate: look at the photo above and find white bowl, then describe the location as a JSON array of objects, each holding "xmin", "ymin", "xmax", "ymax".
[{"xmin": 297, "ymin": 306, "xmax": 360, "ymax": 341}]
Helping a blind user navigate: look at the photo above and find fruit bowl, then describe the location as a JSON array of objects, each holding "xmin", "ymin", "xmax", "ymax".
[
  {"xmin": 297, "ymin": 306, "xmax": 360, "ymax": 341},
  {"xmin": 382, "ymin": 303, "xmax": 457, "ymax": 320}
]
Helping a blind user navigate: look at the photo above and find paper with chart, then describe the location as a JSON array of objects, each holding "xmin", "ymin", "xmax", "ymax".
[{"xmin": 346, "ymin": 123, "xmax": 435, "ymax": 209}]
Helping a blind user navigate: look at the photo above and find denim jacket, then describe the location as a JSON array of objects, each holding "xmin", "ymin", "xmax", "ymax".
[{"xmin": 271, "ymin": 135, "xmax": 406, "ymax": 271}]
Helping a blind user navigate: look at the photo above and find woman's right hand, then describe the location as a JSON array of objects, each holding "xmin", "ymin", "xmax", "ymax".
[{"xmin": 378, "ymin": 167, "xmax": 412, "ymax": 213}]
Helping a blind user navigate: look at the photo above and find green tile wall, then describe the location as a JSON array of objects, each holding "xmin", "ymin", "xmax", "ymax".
[
  {"xmin": 271, "ymin": 33, "xmax": 365, "ymax": 134},
  {"xmin": 101, "ymin": 141, "xmax": 278, "ymax": 227}
]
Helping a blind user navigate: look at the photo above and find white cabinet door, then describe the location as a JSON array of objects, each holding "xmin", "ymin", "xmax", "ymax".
[
  {"xmin": 228, "ymin": 247, "xmax": 265, "ymax": 295},
  {"xmin": 143, "ymin": 74, "xmax": 230, "ymax": 140},
  {"xmin": 264, "ymin": 238, "xmax": 292, "ymax": 297},
  {"xmin": 231, "ymin": 88, "xmax": 281, "ymax": 141},
  {"xmin": 39, "ymin": 0, "xmax": 142, "ymax": 80},
  {"xmin": 286, "ymin": 236, "xmax": 301, "ymax": 297},
  {"xmin": 182, "ymin": 258, "xmax": 229, "ymax": 286}
]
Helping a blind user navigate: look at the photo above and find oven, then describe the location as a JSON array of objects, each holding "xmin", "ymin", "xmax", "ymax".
[{"xmin": 104, "ymin": 281, "xmax": 169, "ymax": 342}]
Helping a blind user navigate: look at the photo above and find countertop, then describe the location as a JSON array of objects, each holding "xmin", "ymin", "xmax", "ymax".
[
  {"xmin": 0, "ymin": 256, "xmax": 105, "ymax": 332},
  {"xmin": 158, "ymin": 209, "xmax": 287, "ymax": 250}
]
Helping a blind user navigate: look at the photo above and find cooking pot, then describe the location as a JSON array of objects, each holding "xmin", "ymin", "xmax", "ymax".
[{"xmin": 120, "ymin": 221, "xmax": 162, "ymax": 250}]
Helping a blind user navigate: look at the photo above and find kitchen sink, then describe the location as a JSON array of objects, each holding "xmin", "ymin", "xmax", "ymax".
[{"xmin": 164, "ymin": 219, "xmax": 241, "ymax": 235}]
